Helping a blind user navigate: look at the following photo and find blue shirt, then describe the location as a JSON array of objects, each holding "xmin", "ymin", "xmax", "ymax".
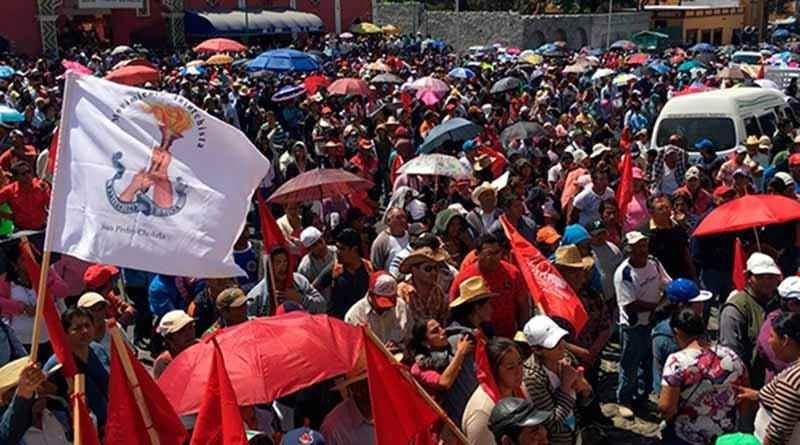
[
  {"xmin": 44, "ymin": 342, "xmax": 109, "ymax": 429},
  {"xmin": 652, "ymin": 318, "xmax": 679, "ymax": 395},
  {"xmin": 0, "ymin": 321, "xmax": 26, "ymax": 367}
]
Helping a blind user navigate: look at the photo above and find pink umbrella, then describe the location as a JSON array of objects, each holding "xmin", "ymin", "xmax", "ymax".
[
  {"xmin": 158, "ymin": 313, "xmax": 363, "ymax": 415},
  {"xmin": 61, "ymin": 60, "xmax": 92, "ymax": 75},
  {"xmin": 416, "ymin": 89, "xmax": 444, "ymax": 106},
  {"xmin": 267, "ymin": 168, "xmax": 374, "ymax": 204},
  {"xmin": 409, "ymin": 76, "xmax": 449, "ymax": 94},
  {"xmin": 327, "ymin": 77, "xmax": 370, "ymax": 97}
]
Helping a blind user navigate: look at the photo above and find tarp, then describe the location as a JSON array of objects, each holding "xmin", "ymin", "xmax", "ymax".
[{"xmin": 185, "ymin": 9, "xmax": 323, "ymax": 36}]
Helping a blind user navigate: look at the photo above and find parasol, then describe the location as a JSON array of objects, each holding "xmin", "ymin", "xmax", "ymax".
[
  {"xmin": 397, "ymin": 154, "xmax": 472, "ymax": 180},
  {"xmin": 104, "ymin": 65, "xmax": 160, "ymax": 86},
  {"xmin": 194, "ymin": 38, "xmax": 247, "ymax": 53},
  {"xmin": 205, "ymin": 54, "xmax": 234, "ymax": 65},
  {"xmin": 268, "ymin": 168, "xmax": 374, "ymax": 204},
  {"xmin": 247, "ymin": 49, "xmax": 319, "ymax": 73},
  {"xmin": 693, "ymin": 195, "xmax": 800, "ymax": 237},
  {"xmin": 490, "ymin": 76, "xmax": 522, "ymax": 94},
  {"xmin": 417, "ymin": 118, "xmax": 482, "ymax": 154},
  {"xmin": 370, "ymin": 73, "xmax": 404, "ymax": 84},
  {"xmin": 271, "ymin": 85, "xmax": 306, "ymax": 102}
]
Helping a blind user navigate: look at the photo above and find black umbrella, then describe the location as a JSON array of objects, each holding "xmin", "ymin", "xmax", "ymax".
[
  {"xmin": 501, "ymin": 121, "xmax": 544, "ymax": 148},
  {"xmin": 370, "ymin": 73, "xmax": 404, "ymax": 84},
  {"xmin": 695, "ymin": 52, "xmax": 716, "ymax": 65},
  {"xmin": 491, "ymin": 76, "xmax": 523, "ymax": 94}
]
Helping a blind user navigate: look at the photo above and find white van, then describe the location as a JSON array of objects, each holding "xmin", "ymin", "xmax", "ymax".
[{"xmin": 651, "ymin": 88, "xmax": 796, "ymax": 157}]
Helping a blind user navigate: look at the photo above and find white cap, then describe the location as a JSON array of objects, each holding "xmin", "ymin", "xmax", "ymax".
[
  {"xmin": 685, "ymin": 166, "xmax": 702, "ymax": 180},
  {"xmin": 775, "ymin": 171, "xmax": 796, "ymax": 188},
  {"xmin": 746, "ymin": 252, "xmax": 781, "ymax": 276},
  {"xmin": 625, "ymin": 231, "xmax": 648, "ymax": 245},
  {"xmin": 778, "ymin": 276, "xmax": 800, "ymax": 300},
  {"xmin": 76, "ymin": 292, "xmax": 107, "ymax": 309},
  {"xmin": 690, "ymin": 290, "xmax": 714, "ymax": 303},
  {"xmin": 300, "ymin": 226, "xmax": 323, "ymax": 248},
  {"xmin": 157, "ymin": 310, "xmax": 195, "ymax": 336},
  {"xmin": 523, "ymin": 315, "xmax": 568, "ymax": 349},
  {"xmin": 572, "ymin": 149, "xmax": 588, "ymax": 164}
]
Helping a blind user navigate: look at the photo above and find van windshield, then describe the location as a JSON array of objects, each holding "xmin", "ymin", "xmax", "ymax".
[
  {"xmin": 656, "ymin": 117, "xmax": 736, "ymax": 151},
  {"xmin": 732, "ymin": 54, "xmax": 762, "ymax": 64}
]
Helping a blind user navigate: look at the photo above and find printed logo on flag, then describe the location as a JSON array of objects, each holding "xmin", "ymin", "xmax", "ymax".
[{"xmin": 105, "ymin": 92, "xmax": 207, "ymax": 217}]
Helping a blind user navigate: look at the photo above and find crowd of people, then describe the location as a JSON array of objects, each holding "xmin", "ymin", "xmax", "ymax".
[{"xmin": 0, "ymin": 27, "xmax": 799, "ymax": 445}]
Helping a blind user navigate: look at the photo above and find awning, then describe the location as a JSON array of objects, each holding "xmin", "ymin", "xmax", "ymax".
[{"xmin": 185, "ymin": 9, "xmax": 324, "ymax": 36}]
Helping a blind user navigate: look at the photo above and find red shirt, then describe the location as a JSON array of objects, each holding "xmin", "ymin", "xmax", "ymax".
[
  {"xmin": 449, "ymin": 260, "xmax": 526, "ymax": 338},
  {"xmin": 0, "ymin": 179, "xmax": 50, "ymax": 230},
  {"xmin": 0, "ymin": 145, "xmax": 38, "ymax": 175}
]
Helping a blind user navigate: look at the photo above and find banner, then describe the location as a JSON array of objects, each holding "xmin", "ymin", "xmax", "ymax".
[
  {"xmin": 47, "ymin": 72, "xmax": 269, "ymax": 277},
  {"xmin": 78, "ymin": 0, "xmax": 144, "ymax": 8}
]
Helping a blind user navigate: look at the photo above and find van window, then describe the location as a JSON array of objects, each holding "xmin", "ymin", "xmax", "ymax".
[
  {"xmin": 758, "ymin": 113, "xmax": 776, "ymax": 136},
  {"xmin": 732, "ymin": 53, "xmax": 762, "ymax": 64},
  {"xmin": 656, "ymin": 117, "xmax": 736, "ymax": 151},
  {"xmin": 745, "ymin": 117, "xmax": 760, "ymax": 136}
]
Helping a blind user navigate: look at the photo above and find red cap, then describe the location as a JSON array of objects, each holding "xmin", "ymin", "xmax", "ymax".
[
  {"xmin": 83, "ymin": 264, "xmax": 120, "ymax": 288},
  {"xmin": 368, "ymin": 272, "xmax": 397, "ymax": 310},
  {"xmin": 713, "ymin": 185, "xmax": 734, "ymax": 198},
  {"xmin": 789, "ymin": 153, "xmax": 800, "ymax": 166},
  {"xmin": 394, "ymin": 127, "xmax": 410, "ymax": 139}
]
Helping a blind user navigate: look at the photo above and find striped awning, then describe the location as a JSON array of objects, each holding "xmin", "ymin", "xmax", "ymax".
[{"xmin": 185, "ymin": 9, "xmax": 324, "ymax": 36}]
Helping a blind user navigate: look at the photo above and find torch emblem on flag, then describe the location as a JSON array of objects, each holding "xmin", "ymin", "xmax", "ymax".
[{"xmin": 105, "ymin": 95, "xmax": 207, "ymax": 217}]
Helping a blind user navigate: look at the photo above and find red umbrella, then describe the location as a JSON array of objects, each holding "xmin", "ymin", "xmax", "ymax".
[
  {"xmin": 104, "ymin": 65, "xmax": 160, "ymax": 86},
  {"xmin": 694, "ymin": 195, "xmax": 800, "ymax": 237},
  {"xmin": 327, "ymin": 77, "xmax": 370, "ymax": 97},
  {"xmin": 61, "ymin": 60, "xmax": 92, "ymax": 75},
  {"xmin": 194, "ymin": 38, "xmax": 247, "ymax": 53},
  {"xmin": 626, "ymin": 53, "xmax": 649, "ymax": 65},
  {"xmin": 158, "ymin": 313, "xmax": 363, "ymax": 415},
  {"xmin": 304, "ymin": 74, "xmax": 331, "ymax": 94},
  {"xmin": 674, "ymin": 85, "xmax": 715, "ymax": 96},
  {"xmin": 267, "ymin": 168, "xmax": 374, "ymax": 204}
]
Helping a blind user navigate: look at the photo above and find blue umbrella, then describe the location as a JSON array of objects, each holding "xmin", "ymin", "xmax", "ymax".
[
  {"xmin": 417, "ymin": 118, "xmax": 482, "ymax": 154},
  {"xmin": 773, "ymin": 29, "xmax": 790, "ymax": 39},
  {"xmin": 448, "ymin": 67, "xmax": 476, "ymax": 79},
  {"xmin": 179, "ymin": 66, "xmax": 206, "ymax": 76},
  {"xmin": 648, "ymin": 61, "xmax": 671, "ymax": 74},
  {"xmin": 689, "ymin": 43, "xmax": 715, "ymax": 53},
  {"xmin": 271, "ymin": 85, "xmax": 306, "ymax": 102},
  {"xmin": 0, "ymin": 106, "xmax": 24, "ymax": 124},
  {"xmin": 0, "ymin": 66, "xmax": 15, "ymax": 79},
  {"xmin": 247, "ymin": 49, "xmax": 320, "ymax": 73},
  {"xmin": 678, "ymin": 59, "xmax": 704, "ymax": 72},
  {"xmin": 536, "ymin": 43, "xmax": 558, "ymax": 54}
]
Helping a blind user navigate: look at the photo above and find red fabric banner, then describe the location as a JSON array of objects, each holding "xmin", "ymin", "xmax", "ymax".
[
  {"xmin": 616, "ymin": 150, "xmax": 633, "ymax": 220},
  {"xmin": 255, "ymin": 192, "xmax": 295, "ymax": 304},
  {"xmin": 499, "ymin": 216, "xmax": 589, "ymax": 334},
  {"xmin": 732, "ymin": 237, "xmax": 746, "ymax": 291}
]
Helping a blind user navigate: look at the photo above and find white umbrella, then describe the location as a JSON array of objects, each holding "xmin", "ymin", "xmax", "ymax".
[
  {"xmin": 612, "ymin": 73, "xmax": 639, "ymax": 86},
  {"xmin": 591, "ymin": 68, "xmax": 615, "ymax": 81},
  {"xmin": 396, "ymin": 154, "xmax": 471, "ymax": 180}
]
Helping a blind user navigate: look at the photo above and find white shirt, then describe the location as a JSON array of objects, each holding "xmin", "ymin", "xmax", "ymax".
[
  {"xmin": 614, "ymin": 257, "xmax": 672, "ymax": 326},
  {"xmin": 5, "ymin": 284, "xmax": 53, "ymax": 343},
  {"xmin": 572, "ymin": 187, "xmax": 614, "ymax": 226},
  {"xmin": 344, "ymin": 297, "xmax": 412, "ymax": 345},
  {"xmin": 659, "ymin": 164, "xmax": 679, "ymax": 195}
]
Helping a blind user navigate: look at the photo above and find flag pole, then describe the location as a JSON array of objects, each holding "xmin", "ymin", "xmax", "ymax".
[
  {"xmin": 363, "ymin": 327, "xmax": 469, "ymax": 445},
  {"xmin": 20, "ymin": 237, "xmax": 51, "ymax": 363},
  {"xmin": 110, "ymin": 325, "xmax": 161, "ymax": 445},
  {"xmin": 74, "ymin": 373, "xmax": 85, "ymax": 445}
]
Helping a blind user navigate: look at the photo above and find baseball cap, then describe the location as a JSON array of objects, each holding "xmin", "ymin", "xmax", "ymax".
[
  {"xmin": 76, "ymin": 292, "xmax": 108, "ymax": 309},
  {"xmin": 462, "ymin": 139, "xmax": 478, "ymax": 152},
  {"xmin": 523, "ymin": 315, "xmax": 568, "ymax": 349},
  {"xmin": 157, "ymin": 310, "xmax": 195, "ymax": 336},
  {"xmin": 586, "ymin": 220, "xmax": 607, "ymax": 235},
  {"xmin": 713, "ymin": 185, "xmax": 735, "ymax": 198},
  {"xmin": 624, "ymin": 231, "xmax": 648, "ymax": 245},
  {"xmin": 536, "ymin": 226, "xmax": 561, "ymax": 245},
  {"xmin": 694, "ymin": 139, "xmax": 714, "ymax": 151},
  {"xmin": 684, "ymin": 166, "xmax": 701, "ymax": 180},
  {"xmin": 734, "ymin": 145, "xmax": 748, "ymax": 154},
  {"xmin": 300, "ymin": 226, "xmax": 323, "ymax": 248},
  {"xmin": 281, "ymin": 427, "xmax": 326, "ymax": 445},
  {"xmin": 774, "ymin": 171, "xmax": 796, "ymax": 188},
  {"xmin": 488, "ymin": 397, "xmax": 550, "ymax": 439},
  {"xmin": 215, "ymin": 288, "xmax": 251, "ymax": 309},
  {"xmin": 789, "ymin": 153, "xmax": 800, "ymax": 166},
  {"xmin": 665, "ymin": 279, "xmax": 713, "ymax": 304},
  {"xmin": 746, "ymin": 252, "xmax": 781, "ymax": 276},
  {"xmin": 368, "ymin": 272, "xmax": 397, "ymax": 310},
  {"xmin": 778, "ymin": 276, "xmax": 800, "ymax": 300},
  {"xmin": 83, "ymin": 264, "xmax": 120, "ymax": 288}
]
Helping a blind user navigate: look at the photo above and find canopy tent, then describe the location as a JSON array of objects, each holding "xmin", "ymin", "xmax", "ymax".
[{"xmin": 185, "ymin": 9, "xmax": 323, "ymax": 36}]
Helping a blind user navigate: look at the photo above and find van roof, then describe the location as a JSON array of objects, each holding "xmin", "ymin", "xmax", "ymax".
[{"xmin": 660, "ymin": 87, "xmax": 785, "ymax": 116}]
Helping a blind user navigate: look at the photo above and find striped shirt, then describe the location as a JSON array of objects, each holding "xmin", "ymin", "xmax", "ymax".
[
  {"xmin": 523, "ymin": 355, "xmax": 577, "ymax": 445},
  {"xmin": 760, "ymin": 360, "xmax": 800, "ymax": 445}
]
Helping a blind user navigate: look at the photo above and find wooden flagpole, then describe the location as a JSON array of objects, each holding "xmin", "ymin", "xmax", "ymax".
[
  {"xmin": 110, "ymin": 325, "xmax": 161, "ymax": 445},
  {"xmin": 20, "ymin": 236, "xmax": 51, "ymax": 363},
  {"xmin": 363, "ymin": 327, "xmax": 469, "ymax": 445},
  {"xmin": 73, "ymin": 373, "xmax": 85, "ymax": 445}
]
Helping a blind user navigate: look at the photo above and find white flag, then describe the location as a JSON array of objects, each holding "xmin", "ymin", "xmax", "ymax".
[{"xmin": 46, "ymin": 72, "xmax": 269, "ymax": 277}]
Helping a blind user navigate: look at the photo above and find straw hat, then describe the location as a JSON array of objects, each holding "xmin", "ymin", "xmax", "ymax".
[
  {"xmin": 473, "ymin": 154, "xmax": 493, "ymax": 172},
  {"xmin": 450, "ymin": 276, "xmax": 496, "ymax": 308},
  {"xmin": 398, "ymin": 247, "xmax": 448, "ymax": 274},
  {"xmin": 471, "ymin": 182, "xmax": 496, "ymax": 206},
  {"xmin": 0, "ymin": 357, "xmax": 29, "ymax": 394},
  {"xmin": 553, "ymin": 245, "xmax": 595, "ymax": 270}
]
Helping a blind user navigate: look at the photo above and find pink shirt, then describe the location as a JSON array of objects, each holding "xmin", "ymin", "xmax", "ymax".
[{"xmin": 624, "ymin": 192, "xmax": 650, "ymax": 232}]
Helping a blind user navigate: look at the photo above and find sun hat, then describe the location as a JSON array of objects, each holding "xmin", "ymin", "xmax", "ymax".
[
  {"xmin": 450, "ymin": 276, "xmax": 495, "ymax": 308},
  {"xmin": 774, "ymin": 171, "xmax": 796, "ymax": 188},
  {"xmin": 215, "ymin": 288, "xmax": 251, "ymax": 309},
  {"xmin": 398, "ymin": 247, "xmax": 447, "ymax": 275},
  {"xmin": 471, "ymin": 182, "xmax": 497, "ymax": 206},
  {"xmin": 523, "ymin": 315, "xmax": 568, "ymax": 349},
  {"xmin": 553, "ymin": 245, "xmax": 595, "ymax": 270}
]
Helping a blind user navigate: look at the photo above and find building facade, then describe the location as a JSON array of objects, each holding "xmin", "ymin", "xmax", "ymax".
[
  {"xmin": 0, "ymin": 0, "xmax": 372, "ymax": 57},
  {"xmin": 647, "ymin": 3, "xmax": 745, "ymax": 45}
]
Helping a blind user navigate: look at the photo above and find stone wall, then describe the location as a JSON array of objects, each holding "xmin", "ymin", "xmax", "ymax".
[{"xmin": 374, "ymin": 2, "xmax": 652, "ymax": 51}]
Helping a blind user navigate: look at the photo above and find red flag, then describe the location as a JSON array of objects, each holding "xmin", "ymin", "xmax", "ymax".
[
  {"xmin": 47, "ymin": 127, "xmax": 59, "ymax": 175},
  {"xmin": 474, "ymin": 332, "xmax": 501, "ymax": 401},
  {"xmin": 616, "ymin": 150, "xmax": 634, "ymax": 220},
  {"xmin": 364, "ymin": 329, "xmax": 440, "ymax": 445},
  {"xmin": 190, "ymin": 339, "xmax": 248, "ymax": 445},
  {"xmin": 255, "ymin": 192, "xmax": 295, "ymax": 302},
  {"xmin": 105, "ymin": 329, "xmax": 188, "ymax": 445},
  {"xmin": 732, "ymin": 237, "xmax": 746, "ymax": 291},
  {"xmin": 73, "ymin": 386, "xmax": 102, "ymax": 445},
  {"xmin": 18, "ymin": 242, "xmax": 77, "ymax": 376},
  {"xmin": 499, "ymin": 216, "xmax": 588, "ymax": 334},
  {"xmin": 757, "ymin": 64, "xmax": 765, "ymax": 80},
  {"xmin": 399, "ymin": 91, "xmax": 413, "ymax": 112}
]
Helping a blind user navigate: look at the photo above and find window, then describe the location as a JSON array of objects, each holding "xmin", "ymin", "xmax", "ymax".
[
  {"xmin": 136, "ymin": 0, "xmax": 150, "ymax": 17},
  {"xmin": 656, "ymin": 117, "xmax": 737, "ymax": 152},
  {"xmin": 701, "ymin": 29, "xmax": 712, "ymax": 43},
  {"xmin": 686, "ymin": 29, "xmax": 699, "ymax": 45},
  {"xmin": 713, "ymin": 28, "xmax": 723, "ymax": 45},
  {"xmin": 744, "ymin": 116, "xmax": 761, "ymax": 136},
  {"xmin": 758, "ymin": 113, "xmax": 777, "ymax": 137}
]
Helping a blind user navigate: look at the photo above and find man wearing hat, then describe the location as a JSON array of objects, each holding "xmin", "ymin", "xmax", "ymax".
[
  {"xmin": 675, "ymin": 166, "xmax": 712, "ymax": 216},
  {"xmin": 282, "ymin": 427, "xmax": 326, "ymax": 445},
  {"xmin": 320, "ymin": 360, "xmax": 374, "ymax": 445},
  {"xmin": 344, "ymin": 272, "xmax": 411, "ymax": 346},
  {"xmin": 488, "ymin": 397, "xmax": 550, "ymax": 445},
  {"xmin": 490, "ymin": 189, "xmax": 537, "ymax": 244},
  {"xmin": 204, "ymin": 287, "xmax": 252, "ymax": 337},
  {"xmin": 571, "ymin": 168, "xmax": 613, "ymax": 226},
  {"xmin": 756, "ymin": 276, "xmax": 800, "ymax": 383},
  {"xmin": 370, "ymin": 207, "xmax": 410, "ymax": 271},
  {"xmin": 83, "ymin": 264, "xmax": 135, "ymax": 326},
  {"xmin": 646, "ymin": 143, "xmax": 687, "ymax": 196},
  {"xmin": 153, "ymin": 309, "xmax": 197, "ymax": 378},
  {"xmin": 297, "ymin": 226, "xmax": 336, "ymax": 283},
  {"xmin": 613, "ymin": 231, "xmax": 672, "ymax": 414},
  {"xmin": 0, "ymin": 129, "xmax": 37, "ymax": 177},
  {"xmin": 720, "ymin": 252, "xmax": 782, "ymax": 387},
  {"xmin": 717, "ymin": 145, "xmax": 748, "ymax": 186},
  {"xmin": 466, "ymin": 182, "xmax": 498, "ymax": 237},
  {"xmin": 396, "ymin": 247, "xmax": 449, "ymax": 324},
  {"xmin": 77, "ymin": 291, "xmax": 132, "ymax": 359}
]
